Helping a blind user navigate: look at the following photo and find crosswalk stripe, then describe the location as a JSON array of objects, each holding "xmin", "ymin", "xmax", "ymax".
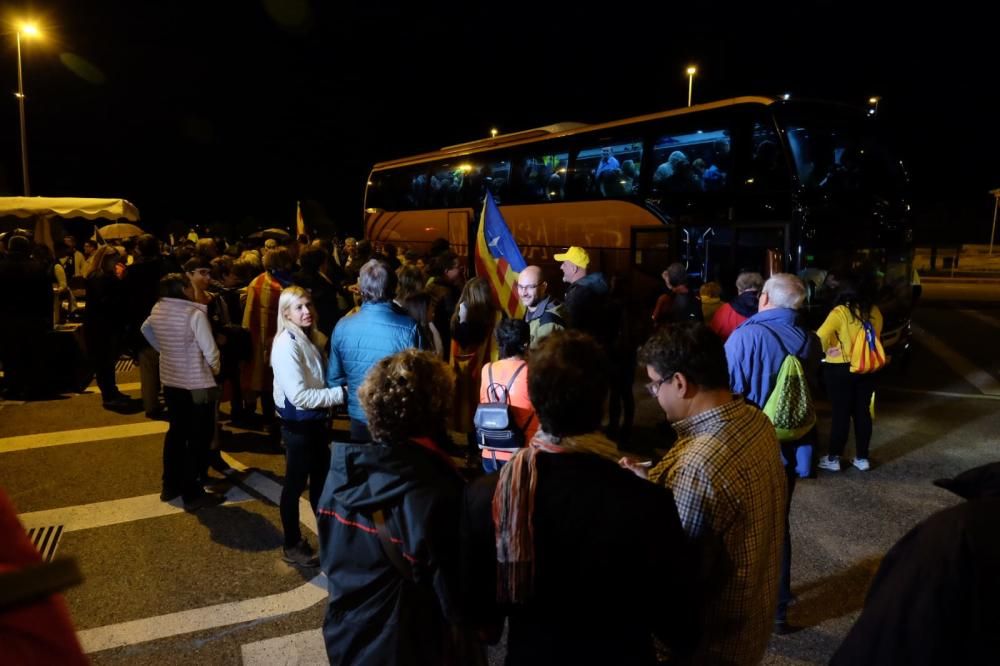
[
  {"xmin": 18, "ymin": 488, "xmax": 254, "ymax": 533},
  {"xmin": 0, "ymin": 422, "xmax": 169, "ymax": 454},
  {"xmin": 77, "ymin": 575, "xmax": 327, "ymax": 654},
  {"xmin": 912, "ymin": 323, "xmax": 1000, "ymax": 396},
  {"xmin": 241, "ymin": 629, "xmax": 325, "ymax": 665}
]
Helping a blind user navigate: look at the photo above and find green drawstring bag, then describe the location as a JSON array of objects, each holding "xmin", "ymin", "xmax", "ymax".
[{"xmin": 760, "ymin": 328, "xmax": 816, "ymax": 442}]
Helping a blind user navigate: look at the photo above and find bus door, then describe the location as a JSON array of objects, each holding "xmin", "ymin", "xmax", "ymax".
[
  {"xmin": 730, "ymin": 222, "xmax": 790, "ymax": 278},
  {"xmin": 631, "ymin": 225, "xmax": 678, "ymax": 334}
]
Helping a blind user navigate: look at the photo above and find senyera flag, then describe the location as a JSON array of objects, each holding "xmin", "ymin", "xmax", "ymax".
[{"xmin": 475, "ymin": 190, "xmax": 526, "ymax": 318}]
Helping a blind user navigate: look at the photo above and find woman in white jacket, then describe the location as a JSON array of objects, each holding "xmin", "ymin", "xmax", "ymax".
[{"xmin": 271, "ymin": 286, "xmax": 346, "ymax": 567}]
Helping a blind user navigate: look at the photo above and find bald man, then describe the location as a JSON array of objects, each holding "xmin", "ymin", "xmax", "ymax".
[{"xmin": 517, "ymin": 265, "xmax": 567, "ymax": 348}]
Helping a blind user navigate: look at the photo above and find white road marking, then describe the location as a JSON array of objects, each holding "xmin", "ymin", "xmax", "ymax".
[
  {"xmin": 959, "ymin": 309, "xmax": 1000, "ymax": 330},
  {"xmin": 0, "ymin": 422, "xmax": 168, "ymax": 454},
  {"xmin": 879, "ymin": 386, "xmax": 1000, "ymax": 401},
  {"xmin": 912, "ymin": 323, "xmax": 1000, "ymax": 396},
  {"xmin": 240, "ymin": 629, "xmax": 326, "ymax": 666},
  {"xmin": 18, "ymin": 488, "xmax": 254, "ymax": 533},
  {"xmin": 73, "ymin": 457, "xmax": 327, "ymax": 654},
  {"xmin": 77, "ymin": 575, "xmax": 327, "ymax": 654}
]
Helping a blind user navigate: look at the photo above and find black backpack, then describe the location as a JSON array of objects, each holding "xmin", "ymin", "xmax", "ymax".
[{"xmin": 474, "ymin": 362, "xmax": 533, "ymax": 452}]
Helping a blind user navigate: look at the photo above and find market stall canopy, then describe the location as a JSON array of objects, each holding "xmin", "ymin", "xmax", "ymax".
[{"xmin": 0, "ymin": 197, "xmax": 140, "ymax": 222}]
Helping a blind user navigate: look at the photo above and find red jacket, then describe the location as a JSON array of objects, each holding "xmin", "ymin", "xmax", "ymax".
[{"xmin": 709, "ymin": 302, "xmax": 749, "ymax": 341}]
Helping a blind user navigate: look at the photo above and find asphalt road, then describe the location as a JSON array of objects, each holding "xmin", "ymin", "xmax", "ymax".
[{"xmin": 1, "ymin": 279, "xmax": 998, "ymax": 665}]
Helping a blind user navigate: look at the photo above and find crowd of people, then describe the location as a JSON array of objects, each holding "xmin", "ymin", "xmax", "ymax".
[{"xmin": 6, "ymin": 227, "xmax": 978, "ymax": 666}]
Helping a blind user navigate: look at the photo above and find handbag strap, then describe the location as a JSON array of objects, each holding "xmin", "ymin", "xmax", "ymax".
[{"xmin": 373, "ymin": 509, "xmax": 413, "ymax": 582}]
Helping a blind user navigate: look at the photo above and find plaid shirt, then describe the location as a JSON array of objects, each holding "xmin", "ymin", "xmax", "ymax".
[{"xmin": 650, "ymin": 398, "xmax": 786, "ymax": 666}]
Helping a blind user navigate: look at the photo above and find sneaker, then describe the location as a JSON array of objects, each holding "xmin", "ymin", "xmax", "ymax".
[
  {"xmin": 817, "ymin": 455, "xmax": 841, "ymax": 472},
  {"xmin": 282, "ymin": 539, "xmax": 320, "ymax": 567},
  {"xmin": 852, "ymin": 458, "xmax": 871, "ymax": 471}
]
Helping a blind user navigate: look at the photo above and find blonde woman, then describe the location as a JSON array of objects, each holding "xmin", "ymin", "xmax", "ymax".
[{"xmin": 271, "ymin": 286, "xmax": 346, "ymax": 566}]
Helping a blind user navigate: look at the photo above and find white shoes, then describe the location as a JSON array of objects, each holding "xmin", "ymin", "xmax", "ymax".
[
  {"xmin": 817, "ymin": 455, "xmax": 840, "ymax": 472},
  {"xmin": 852, "ymin": 458, "xmax": 871, "ymax": 471}
]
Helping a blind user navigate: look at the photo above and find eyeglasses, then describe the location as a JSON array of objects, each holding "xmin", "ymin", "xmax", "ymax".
[
  {"xmin": 517, "ymin": 283, "xmax": 538, "ymax": 291},
  {"xmin": 646, "ymin": 376, "xmax": 670, "ymax": 396}
]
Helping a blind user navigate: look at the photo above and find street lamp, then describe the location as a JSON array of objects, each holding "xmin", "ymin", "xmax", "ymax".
[
  {"xmin": 15, "ymin": 21, "xmax": 42, "ymax": 196},
  {"xmin": 868, "ymin": 96, "xmax": 881, "ymax": 116},
  {"xmin": 490, "ymin": 127, "xmax": 498, "ymax": 139},
  {"xmin": 686, "ymin": 66, "xmax": 697, "ymax": 107}
]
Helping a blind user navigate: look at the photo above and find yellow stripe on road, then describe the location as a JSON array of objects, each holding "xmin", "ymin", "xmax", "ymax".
[{"xmin": 0, "ymin": 422, "xmax": 168, "ymax": 454}]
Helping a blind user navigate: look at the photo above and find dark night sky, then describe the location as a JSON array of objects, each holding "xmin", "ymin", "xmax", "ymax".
[{"xmin": 1, "ymin": 1, "xmax": 995, "ymax": 241}]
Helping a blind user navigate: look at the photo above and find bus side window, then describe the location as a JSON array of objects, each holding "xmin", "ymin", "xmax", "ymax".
[
  {"xmin": 569, "ymin": 140, "xmax": 642, "ymax": 200},
  {"xmin": 650, "ymin": 129, "xmax": 731, "ymax": 195},
  {"xmin": 513, "ymin": 153, "xmax": 568, "ymax": 203},
  {"xmin": 428, "ymin": 162, "xmax": 474, "ymax": 209}
]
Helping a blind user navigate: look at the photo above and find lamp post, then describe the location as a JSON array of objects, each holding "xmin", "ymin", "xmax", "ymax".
[
  {"xmin": 686, "ymin": 66, "xmax": 697, "ymax": 107},
  {"xmin": 989, "ymin": 189, "xmax": 1000, "ymax": 256},
  {"xmin": 15, "ymin": 22, "xmax": 41, "ymax": 196},
  {"xmin": 868, "ymin": 96, "xmax": 881, "ymax": 116}
]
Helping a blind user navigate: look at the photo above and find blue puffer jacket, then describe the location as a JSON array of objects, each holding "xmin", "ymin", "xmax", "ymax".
[{"xmin": 326, "ymin": 301, "xmax": 423, "ymax": 422}]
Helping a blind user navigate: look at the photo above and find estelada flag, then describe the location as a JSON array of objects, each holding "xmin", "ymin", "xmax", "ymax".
[{"xmin": 474, "ymin": 190, "xmax": 526, "ymax": 318}]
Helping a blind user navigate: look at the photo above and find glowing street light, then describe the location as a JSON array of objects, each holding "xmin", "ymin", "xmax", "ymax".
[
  {"xmin": 868, "ymin": 96, "xmax": 881, "ymax": 116},
  {"xmin": 686, "ymin": 66, "xmax": 697, "ymax": 107},
  {"xmin": 14, "ymin": 21, "xmax": 43, "ymax": 196},
  {"xmin": 490, "ymin": 127, "xmax": 499, "ymax": 139}
]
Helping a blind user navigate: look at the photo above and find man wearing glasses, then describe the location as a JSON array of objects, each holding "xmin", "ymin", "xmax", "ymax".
[
  {"xmin": 622, "ymin": 323, "xmax": 787, "ymax": 665},
  {"xmin": 516, "ymin": 265, "xmax": 566, "ymax": 348}
]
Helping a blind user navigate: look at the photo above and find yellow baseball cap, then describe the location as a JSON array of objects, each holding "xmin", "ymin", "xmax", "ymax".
[{"xmin": 553, "ymin": 246, "xmax": 590, "ymax": 269}]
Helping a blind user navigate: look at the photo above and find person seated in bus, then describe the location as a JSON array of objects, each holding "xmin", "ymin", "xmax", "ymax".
[
  {"xmin": 545, "ymin": 172, "xmax": 563, "ymax": 201},
  {"xmin": 621, "ymin": 159, "xmax": 639, "ymax": 193},
  {"xmin": 594, "ymin": 146, "xmax": 620, "ymax": 181},
  {"xmin": 652, "ymin": 150, "xmax": 701, "ymax": 193},
  {"xmin": 598, "ymin": 167, "xmax": 628, "ymax": 197}
]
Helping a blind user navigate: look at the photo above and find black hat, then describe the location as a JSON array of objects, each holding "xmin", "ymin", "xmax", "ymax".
[{"xmin": 933, "ymin": 462, "xmax": 1000, "ymax": 500}]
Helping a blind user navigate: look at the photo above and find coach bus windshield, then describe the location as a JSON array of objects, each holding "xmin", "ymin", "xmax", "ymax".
[{"xmin": 778, "ymin": 107, "xmax": 907, "ymax": 196}]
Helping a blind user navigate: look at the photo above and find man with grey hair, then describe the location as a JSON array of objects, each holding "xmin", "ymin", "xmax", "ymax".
[
  {"xmin": 724, "ymin": 272, "xmax": 820, "ymax": 634},
  {"xmin": 326, "ymin": 259, "xmax": 423, "ymax": 441}
]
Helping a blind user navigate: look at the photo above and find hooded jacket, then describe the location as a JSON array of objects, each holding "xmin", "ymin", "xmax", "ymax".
[
  {"xmin": 564, "ymin": 271, "xmax": 612, "ymax": 345},
  {"xmin": 317, "ymin": 441, "xmax": 465, "ymax": 666},
  {"xmin": 709, "ymin": 290, "xmax": 760, "ymax": 341}
]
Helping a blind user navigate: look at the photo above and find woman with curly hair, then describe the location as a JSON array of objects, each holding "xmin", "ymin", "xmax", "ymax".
[{"xmin": 316, "ymin": 349, "xmax": 474, "ymax": 665}]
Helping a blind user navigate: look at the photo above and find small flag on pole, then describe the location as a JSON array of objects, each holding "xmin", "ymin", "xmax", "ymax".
[
  {"xmin": 474, "ymin": 191, "xmax": 526, "ymax": 318},
  {"xmin": 296, "ymin": 201, "xmax": 306, "ymax": 240}
]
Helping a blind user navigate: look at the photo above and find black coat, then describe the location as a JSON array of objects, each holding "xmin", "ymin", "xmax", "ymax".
[
  {"xmin": 461, "ymin": 452, "xmax": 700, "ymax": 666},
  {"xmin": 317, "ymin": 441, "xmax": 466, "ymax": 666},
  {"xmin": 831, "ymin": 464, "xmax": 1000, "ymax": 666}
]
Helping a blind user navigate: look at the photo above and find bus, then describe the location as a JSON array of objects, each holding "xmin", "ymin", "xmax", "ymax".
[{"xmin": 363, "ymin": 96, "xmax": 914, "ymax": 358}]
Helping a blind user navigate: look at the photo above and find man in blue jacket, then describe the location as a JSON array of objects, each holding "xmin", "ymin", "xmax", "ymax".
[
  {"xmin": 327, "ymin": 259, "xmax": 423, "ymax": 441},
  {"xmin": 724, "ymin": 273, "xmax": 821, "ymax": 635}
]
